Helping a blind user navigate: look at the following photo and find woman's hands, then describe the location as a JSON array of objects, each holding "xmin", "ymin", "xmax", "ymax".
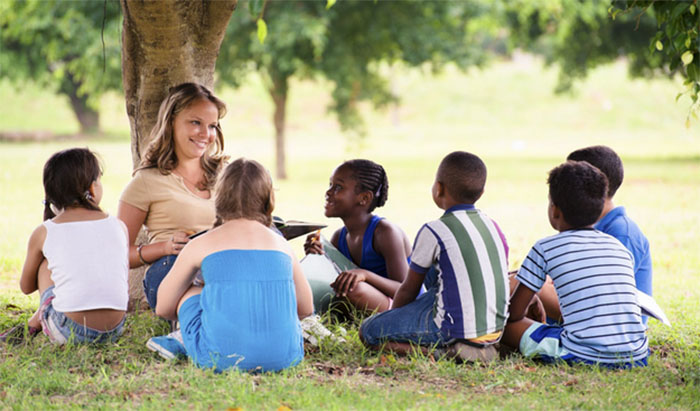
[
  {"xmin": 331, "ymin": 268, "xmax": 369, "ymax": 297},
  {"xmin": 165, "ymin": 231, "xmax": 191, "ymax": 255}
]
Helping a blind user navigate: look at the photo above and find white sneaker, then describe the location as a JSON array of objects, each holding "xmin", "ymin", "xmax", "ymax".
[{"xmin": 300, "ymin": 315, "xmax": 345, "ymax": 346}]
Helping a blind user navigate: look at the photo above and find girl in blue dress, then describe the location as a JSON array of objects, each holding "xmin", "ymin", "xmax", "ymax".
[{"xmin": 155, "ymin": 158, "xmax": 313, "ymax": 372}]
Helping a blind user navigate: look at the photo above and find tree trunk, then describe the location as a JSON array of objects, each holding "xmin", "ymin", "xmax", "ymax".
[
  {"xmin": 120, "ymin": 0, "xmax": 237, "ymax": 167},
  {"xmin": 60, "ymin": 73, "xmax": 100, "ymax": 134},
  {"xmin": 119, "ymin": 0, "xmax": 236, "ymax": 310},
  {"xmin": 269, "ymin": 74, "xmax": 289, "ymax": 180},
  {"xmin": 67, "ymin": 89, "xmax": 100, "ymax": 135}
]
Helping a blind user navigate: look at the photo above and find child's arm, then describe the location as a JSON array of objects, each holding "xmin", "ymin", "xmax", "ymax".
[
  {"xmin": 155, "ymin": 241, "xmax": 200, "ymax": 321},
  {"xmin": 391, "ymin": 269, "xmax": 424, "ymax": 309},
  {"xmin": 19, "ymin": 225, "xmax": 47, "ymax": 295},
  {"xmin": 508, "ymin": 283, "xmax": 537, "ymax": 323},
  {"xmin": 334, "ymin": 220, "xmax": 409, "ymax": 297},
  {"xmin": 291, "ymin": 256, "xmax": 314, "ymax": 319}
]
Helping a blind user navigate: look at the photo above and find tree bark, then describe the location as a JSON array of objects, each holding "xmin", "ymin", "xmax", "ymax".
[
  {"xmin": 269, "ymin": 73, "xmax": 289, "ymax": 180},
  {"xmin": 119, "ymin": 0, "xmax": 236, "ymax": 310},
  {"xmin": 120, "ymin": 0, "xmax": 237, "ymax": 167}
]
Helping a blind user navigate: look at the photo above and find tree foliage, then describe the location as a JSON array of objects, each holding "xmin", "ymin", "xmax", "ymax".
[
  {"xmin": 505, "ymin": 0, "xmax": 699, "ymax": 121},
  {"xmin": 217, "ymin": 0, "xmax": 496, "ymax": 177},
  {"xmin": 0, "ymin": 0, "xmax": 122, "ymax": 133},
  {"xmin": 613, "ymin": 0, "xmax": 700, "ymax": 121}
]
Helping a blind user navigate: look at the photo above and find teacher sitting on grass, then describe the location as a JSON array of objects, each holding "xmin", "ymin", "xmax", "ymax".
[{"xmin": 118, "ymin": 83, "xmax": 229, "ymax": 310}]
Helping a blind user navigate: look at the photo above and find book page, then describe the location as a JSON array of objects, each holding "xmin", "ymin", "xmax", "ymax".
[
  {"xmin": 637, "ymin": 290, "xmax": 671, "ymax": 326},
  {"xmin": 320, "ymin": 236, "xmax": 358, "ymax": 272},
  {"xmin": 300, "ymin": 253, "xmax": 338, "ymax": 314}
]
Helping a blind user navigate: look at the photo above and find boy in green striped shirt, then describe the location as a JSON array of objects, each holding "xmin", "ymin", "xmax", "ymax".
[{"xmin": 360, "ymin": 151, "xmax": 509, "ymax": 362}]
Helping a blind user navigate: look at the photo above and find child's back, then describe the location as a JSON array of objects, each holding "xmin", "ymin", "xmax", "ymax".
[
  {"xmin": 505, "ymin": 160, "xmax": 649, "ymax": 368},
  {"xmin": 2, "ymin": 148, "xmax": 128, "ymax": 346},
  {"xmin": 153, "ymin": 158, "xmax": 313, "ymax": 372},
  {"xmin": 518, "ymin": 229, "xmax": 647, "ymax": 362},
  {"xmin": 184, "ymin": 221, "xmax": 303, "ymax": 371},
  {"xmin": 43, "ymin": 216, "xmax": 129, "ymax": 314},
  {"xmin": 567, "ymin": 146, "xmax": 652, "ymax": 297},
  {"xmin": 410, "ymin": 204, "xmax": 509, "ymax": 339},
  {"xmin": 361, "ymin": 151, "xmax": 508, "ymax": 362}
]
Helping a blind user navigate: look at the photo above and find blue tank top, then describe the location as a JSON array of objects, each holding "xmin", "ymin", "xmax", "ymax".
[
  {"xmin": 338, "ymin": 215, "xmax": 389, "ymax": 278},
  {"xmin": 191, "ymin": 249, "xmax": 303, "ymax": 372}
]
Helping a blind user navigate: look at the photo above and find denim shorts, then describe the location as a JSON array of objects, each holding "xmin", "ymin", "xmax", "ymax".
[
  {"xmin": 520, "ymin": 322, "xmax": 648, "ymax": 369},
  {"xmin": 39, "ymin": 286, "xmax": 125, "ymax": 345},
  {"xmin": 360, "ymin": 286, "xmax": 447, "ymax": 347},
  {"xmin": 143, "ymin": 255, "xmax": 177, "ymax": 310}
]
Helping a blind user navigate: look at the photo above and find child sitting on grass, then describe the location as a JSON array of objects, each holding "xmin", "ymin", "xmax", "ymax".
[
  {"xmin": 0, "ymin": 148, "xmax": 128, "ymax": 345},
  {"xmin": 304, "ymin": 159, "xmax": 411, "ymax": 314},
  {"xmin": 360, "ymin": 151, "xmax": 510, "ymax": 363},
  {"xmin": 151, "ymin": 158, "xmax": 314, "ymax": 372},
  {"xmin": 502, "ymin": 160, "xmax": 649, "ymax": 368},
  {"xmin": 567, "ymin": 145, "xmax": 652, "ymax": 323}
]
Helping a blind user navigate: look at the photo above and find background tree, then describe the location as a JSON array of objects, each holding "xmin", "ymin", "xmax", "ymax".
[
  {"xmin": 504, "ymin": 0, "xmax": 699, "ymax": 121},
  {"xmin": 0, "ymin": 0, "xmax": 122, "ymax": 134},
  {"xmin": 217, "ymin": 0, "xmax": 497, "ymax": 179},
  {"xmin": 120, "ymin": 0, "xmax": 237, "ymax": 166}
]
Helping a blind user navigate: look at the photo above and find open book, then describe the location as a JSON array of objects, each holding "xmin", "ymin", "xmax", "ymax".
[
  {"xmin": 637, "ymin": 290, "xmax": 671, "ymax": 326},
  {"xmin": 188, "ymin": 216, "xmax": 326, "ymax": 241},
  {"xmin": 300, "ymin": 236, "xmax": 357, "ymax": 313},
  {"xmin": 272, "ymin": 216, "xmax": 327, "ymax": 241}
]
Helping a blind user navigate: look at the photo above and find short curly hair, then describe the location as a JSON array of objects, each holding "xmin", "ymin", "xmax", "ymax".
[
  {"xmin": 548, "ymin": 160, "xmax": 608, "ymax": 228},
  {"xmin": 437, "ymin": 151, "xmax": 486, "ymax": 204},
  {"xmin": 567, "ymin": 145, "xmax": 623, "ymax": 198}
]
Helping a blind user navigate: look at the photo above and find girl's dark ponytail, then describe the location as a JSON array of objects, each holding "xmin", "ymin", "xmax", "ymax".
[{"xmin": 42, "ymin": 148, "xmax": 103, "ymax": 221}]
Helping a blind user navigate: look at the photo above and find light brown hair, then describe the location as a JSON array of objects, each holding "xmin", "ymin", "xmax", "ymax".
[
  {"xmin": 137, "ymin": 83, "xmax": 229, "ymax": 190},
  {"xmin": 215, "ymin": 158, "xmax": 274, "ymax": 226}
]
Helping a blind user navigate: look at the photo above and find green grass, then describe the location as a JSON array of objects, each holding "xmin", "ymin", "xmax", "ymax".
[{"xmin": 1, "ymin": 59, "xmax": 699, "ymax": 408}]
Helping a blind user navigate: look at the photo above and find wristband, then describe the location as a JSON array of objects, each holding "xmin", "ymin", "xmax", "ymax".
[{"xmin": 137, "ymin": 244, "xmax": 151, "ymax": 265}]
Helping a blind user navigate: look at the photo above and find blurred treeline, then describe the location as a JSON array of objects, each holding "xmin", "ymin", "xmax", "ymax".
[{"xmin": 0, "ymin": 0, "xmax": 694, "ymax": 136}]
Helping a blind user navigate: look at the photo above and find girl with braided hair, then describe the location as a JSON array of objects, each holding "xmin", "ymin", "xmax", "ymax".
[{"xmin": 304, "ymin": 159, "xmax": 411, "ymax": 314}]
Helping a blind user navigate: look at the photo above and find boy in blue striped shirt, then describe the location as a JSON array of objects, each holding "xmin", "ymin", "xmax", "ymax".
[
  {"xmin": 503, "ymin": 160, "xmax": 649, "ymax": 368},
  {"xmin": 360, "ymin": 151, "xmax": 510, "ymax": 363},
  {"xmin": 567, "ymin": 145, "xmax": 652, "ymax": 325}
]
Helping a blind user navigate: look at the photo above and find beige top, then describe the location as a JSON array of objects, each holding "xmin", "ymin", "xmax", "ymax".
[{"xmin": 120, "ymin": 167, "xmax": 216, "ymax": 244}]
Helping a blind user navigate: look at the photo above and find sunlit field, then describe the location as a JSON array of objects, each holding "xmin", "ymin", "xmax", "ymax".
[{"xmin": 1, "ymin": 59, "xmax": 698, "ymax": 408}]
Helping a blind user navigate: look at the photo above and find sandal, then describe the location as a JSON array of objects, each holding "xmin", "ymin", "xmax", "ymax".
[{"xmin": 0, "ymin": 324, "xmax": 41, "ymax": 345}]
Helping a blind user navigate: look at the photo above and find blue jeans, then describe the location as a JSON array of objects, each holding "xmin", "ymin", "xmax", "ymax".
[
  {"xmin": 143, "ymin": 255, "xmax": 177, "ymax": 310},
  {"xmin": 39, "ymin": 286, "xmax": 125, "ymax": 344},
  {"xmin": 360, "ymin": 286, "xmax": 446, "ymax": 347}
]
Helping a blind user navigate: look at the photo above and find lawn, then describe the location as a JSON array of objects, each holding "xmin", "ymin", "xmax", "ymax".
[{"xmin": 1, "ymin": 59, "xmax": 699, "ymax": 408}]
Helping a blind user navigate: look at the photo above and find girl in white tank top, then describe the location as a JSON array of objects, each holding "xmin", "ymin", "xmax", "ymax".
[{"xmin": 0, "ymin": 148, "xmax": 128, "ymax": 345}]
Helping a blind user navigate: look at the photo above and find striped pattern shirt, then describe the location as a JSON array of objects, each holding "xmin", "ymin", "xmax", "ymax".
[
  {"xmin": 409, "ymin": 204, "xmax": 509, "ymax": 340},
  {"xmin": 517, "ymin": 229, "xmax": 648, "ymax": 364}
]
